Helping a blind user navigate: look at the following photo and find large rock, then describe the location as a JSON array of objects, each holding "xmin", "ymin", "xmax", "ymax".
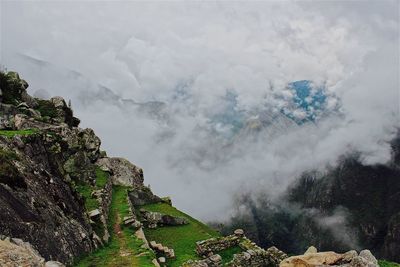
[
  {"xmin": 128, "ymin": 185, "xmax": 162, "ymax": 206},
  {"xmin": 140, "ymin": 209, "xmax": 188, "ymax": 228},
  {"xmin": 96, "ymin": 157, "xmax": 143, "ymax": 187},
  {"xmin": 0, "ymin": 71, "xmax": 28, "ymax": 105},
  {"xmin": 280, "ymin": 251, "xmax": 343, "ymax": 267},
  {"xmin": 280, "ymin": 250, "xmax": 380, "ymax": 267},
  {"xmin": 0, "ymin": 238, "xmax": 45, "ymax": 267}
]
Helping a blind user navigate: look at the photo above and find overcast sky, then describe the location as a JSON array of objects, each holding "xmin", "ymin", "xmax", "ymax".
[{"xmin": 1, "ymin": 0, "xmax": 399, "ymax": 219}]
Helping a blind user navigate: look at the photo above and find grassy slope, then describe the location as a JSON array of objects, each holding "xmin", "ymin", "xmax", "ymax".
[
  {"xmin": 141, "ymin": 202, "xmax": 221, "ymax": 267},
  {"xmin": 76, "ymin": 186, "xmax": 154, "ymax": 267},
  {"xmin": 0, "ymin": 129, "xmax": 37, "ymax": 137},
  {"xmin": 75, "ymin": 167, "xmax": 110, "ymax": 211}
]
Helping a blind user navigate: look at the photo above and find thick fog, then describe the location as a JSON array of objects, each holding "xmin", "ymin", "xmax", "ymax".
[{"xmin": 1, "ymin": 1, "xmax": 399, "ymax": 220}]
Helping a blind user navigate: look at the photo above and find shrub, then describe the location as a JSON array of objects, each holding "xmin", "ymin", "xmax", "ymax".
[{"xmin": 36, "ymin": 99, "xmax": 58, "ymax": 118}]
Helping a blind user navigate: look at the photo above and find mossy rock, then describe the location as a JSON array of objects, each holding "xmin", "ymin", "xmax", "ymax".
[
  {"xmin": 0, "ymin": 148, "xmax": 26, "ymax": 189},
  {"xmin": 0, "ymin": 71, "xmax": 28, "ymax": 105}
]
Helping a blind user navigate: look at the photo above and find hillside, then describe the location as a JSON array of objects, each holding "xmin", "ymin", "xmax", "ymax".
[
  {"xmin": 219, "ymin": 137, "xmax": 400, "ymax": 263},
  {"xmin": 0, "ymin": 70, "xmax": 398, "ymax": 267}
]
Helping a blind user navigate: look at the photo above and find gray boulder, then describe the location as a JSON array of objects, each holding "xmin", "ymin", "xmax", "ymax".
[{"xmin": 96, "ymin": 157, "xmax": 143, "ymax": 187}]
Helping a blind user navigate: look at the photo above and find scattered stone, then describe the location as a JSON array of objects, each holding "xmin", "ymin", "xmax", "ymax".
[
  {"xmin": 234, "ymin": 229, "xmax": 244, "ymax": 237},
  {"xmin": 88, "ymin": 209, "xmax": 100, "ymax": 218},
  {"xmin": 152, "ymin": 259, "xmax": 161, "ymax": 267},
  {"xmin": 304, "ymin": 246, "xmax": 318, "ymax": 254},
  {"xmin": 359, "ymin": 249, "xmax": 378, "ymax": 264},
  {"xmin": 342, "ymin": 250, "xmax": 358, "ymax": 262},
  {"xmin": 158, "ymin": 257, "xmax": 166, "ymax": 263},
  {"xmin": 45, "ymin": 261, "xmax": 66, "ymax": 267}
]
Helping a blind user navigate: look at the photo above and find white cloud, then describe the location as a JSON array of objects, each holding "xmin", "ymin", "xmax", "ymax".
[{"xmin": 1, "ymin": 0, "xmax": 398, "ymax": 219}]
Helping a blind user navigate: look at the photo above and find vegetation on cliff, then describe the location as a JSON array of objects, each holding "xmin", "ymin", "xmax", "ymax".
[{"xmin": 76, "ymin": 186, "xmax": 155, "ymax": 267}]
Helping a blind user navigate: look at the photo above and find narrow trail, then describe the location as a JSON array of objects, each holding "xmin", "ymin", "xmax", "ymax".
[
  {"xmin": 106, "ymin": 196, "xmax": 138, "ymax": 267},
  {"xmin": 76, "ymin": 186, "xmax": 142, "ymax": 267},
  {"xmin": 114, "ymin": 213, "xmax": 133, "ymax": 259}
]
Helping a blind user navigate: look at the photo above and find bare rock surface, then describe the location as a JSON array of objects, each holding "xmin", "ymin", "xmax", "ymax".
[{"xmin": 96, "ymin": 157, "xmax": 144, "ymax": 186}]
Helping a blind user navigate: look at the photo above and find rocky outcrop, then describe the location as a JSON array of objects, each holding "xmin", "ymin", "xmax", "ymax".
[
  {"xmin": 141, "ymin": 209, "xmax": 188, "ymax": 229},
  {"xmin": 129, "ymin": 184, "xmax": 162, "ymax": 206},
  {"xmin": 280, "ymin": 247, "xmax": 379, "ymax": 267},
  {"xmin": 0, "ymin": 237, "xmax": 65, "ymax": 267},
  {"xmin": 0, "ymin": 71, "xmax": 104, "ymax": 264},
  {"xmin": 0, "ymin": 133, "xmax": 95, "ymax": 264},
  {"xmin": 96, "ymin": 157, "xmax": 143, "ymax": 186}
]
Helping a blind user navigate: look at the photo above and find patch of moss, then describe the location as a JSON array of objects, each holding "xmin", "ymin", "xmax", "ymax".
[
  {"xmin": 141, "ymin": 202, "xmax": 220, "ymax": 267},
  {"xmin": 95, "ymin": 167, "xmax": 109, "ymax": 188},
  {"xmin": 0, "ymin": 129, "xmax": 38, "ymax": 138},
  {"xmin": 75, "ymin": 183, "xmax": 99, "ymax": 211}
]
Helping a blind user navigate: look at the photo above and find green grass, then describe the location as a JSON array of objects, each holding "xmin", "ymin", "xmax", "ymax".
[
  {"xmin": 0, "ymin": 129, "xmax": 37, "ymax": 137},
  {"xmin": 75, "ymin": 167, "xmax": 110, "ymax": 211},
  {"xmin": 218, "ymin": 245, "xmax": 243, "ymax": 265},
  {"xmin": 379, "ymin": 260, "xmax": 400, "ymax": 267},
  {"xmin": 95, "ymin": 167, "xmax": 109, "ymax": 188},
  {"xmin": 76, "ymin": 186, "xmax": 155, "ymax": 267},
  {"xmin": 75, "ymin": 183, "xmax": 99, "ymax": 211},
  {"xmin": 141, "ymin": 202, "xmax": 220, "ymax": 267}
]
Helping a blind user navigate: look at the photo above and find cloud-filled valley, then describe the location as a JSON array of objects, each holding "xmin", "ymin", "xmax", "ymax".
[{"xmin": 1, "ymin": 0, "xmax": 399, "ymax": 221}]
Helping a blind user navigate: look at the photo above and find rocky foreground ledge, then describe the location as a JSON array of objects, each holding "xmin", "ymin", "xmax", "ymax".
[{"xmin": 0, "ymin": 71, "xmax": 393, "ymax": 267}]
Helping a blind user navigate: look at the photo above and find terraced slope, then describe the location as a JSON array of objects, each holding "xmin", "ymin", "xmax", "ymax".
[
  {"xmin": 141, "ymin": 202, "xmax": 240, "ymax": 267},
  {"xmin": 76, "ymin": 186, "xmax": 154, "ymax": 267}
]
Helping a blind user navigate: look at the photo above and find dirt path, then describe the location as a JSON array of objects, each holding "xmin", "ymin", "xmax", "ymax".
[
  {"xmin": 75, "ymin": 187, "xmax": 145, "ymax": 267},
  {"xmin": 114, "ymin": 213, "xmax": 133, "ymax": 258}
]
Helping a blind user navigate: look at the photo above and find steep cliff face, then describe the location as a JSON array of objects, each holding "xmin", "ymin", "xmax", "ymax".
[
  {"xmin": 0, "ymin": 133, "xmax": 95, "ymax": 264},
  {"xmin": 0, "ymin": 71, "xmax": 102, "ymax": 264},
  {"xmin": 287, "ymin": 136, "xmax": 400, "ymax": 261},
  {"xmin": 0, "ymin": 71, "xmax": 156, "ymax": 265}
]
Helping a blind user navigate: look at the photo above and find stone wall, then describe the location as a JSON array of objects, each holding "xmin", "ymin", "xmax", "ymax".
[
  {"xmin": 227, "ymin": 246, "xmax": 287, "ymax": 267},
  {"xmin": 96, "ymin": 176, "xmax": 113, "ymax": 243},
  {"xmin": 196, "ymin": 235, "xmax": 241, "ymax": 256}
]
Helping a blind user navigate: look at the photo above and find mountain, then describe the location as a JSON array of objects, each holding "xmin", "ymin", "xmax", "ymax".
[
  {"xmin": 0, "ymin": 70, "xmax": 397, "ymax": 267},
  {"xmin": 218, "ymin": 133, "xmax": 400, "ymax": 263}
]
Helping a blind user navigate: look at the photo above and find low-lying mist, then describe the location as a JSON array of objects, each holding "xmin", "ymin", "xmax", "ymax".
[{"xmin": 2, "ymin": 0, "xmax": 399, "ymax": 238}]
